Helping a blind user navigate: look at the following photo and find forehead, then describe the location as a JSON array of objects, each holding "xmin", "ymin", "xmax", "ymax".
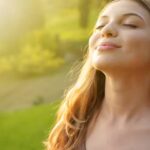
[{"xmin": 99, "ymin": 0, "xmax": 150, "ymax": 22}]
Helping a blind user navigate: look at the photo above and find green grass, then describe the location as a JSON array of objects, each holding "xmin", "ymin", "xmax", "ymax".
[{"xmin": 0, "ymin": 100, "xmax": 60, "ymax": 150}]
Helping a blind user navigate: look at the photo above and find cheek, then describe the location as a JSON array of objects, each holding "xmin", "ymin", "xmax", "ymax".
[
  {"xmin": 123, "ymin": 32, "xmax": 150, "ymax": 52},
  {"xmin": 123, "ymin": 32, "xmax": 150, "ymax": 66},
  {"xmin": 89, "ymin": 32, "xmax": 100, "ymax": 49}
]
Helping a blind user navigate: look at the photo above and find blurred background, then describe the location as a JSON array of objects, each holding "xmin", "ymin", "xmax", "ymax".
[{"xmin": 0, "ymin": 0, "xmax": 109, "ymax": 149}]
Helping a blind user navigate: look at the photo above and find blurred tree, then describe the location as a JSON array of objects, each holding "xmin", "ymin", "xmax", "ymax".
[
  {"xmin": 78, "ymin": 0, "xmax": 91, "ymax": 28},
  {"xmin": 78, "ymin": 0, "xmax": 111, "ymax": 28}
]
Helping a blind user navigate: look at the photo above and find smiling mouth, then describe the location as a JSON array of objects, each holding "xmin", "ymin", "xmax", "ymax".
[{"xmin": 96, "ymin": 43, "xmax": 121, "ymax": 51}]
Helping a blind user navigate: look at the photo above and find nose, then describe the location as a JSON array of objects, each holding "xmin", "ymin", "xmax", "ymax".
[{"xmin": 100, "ymin": 22, "xmax": 118, "ymax": 38}]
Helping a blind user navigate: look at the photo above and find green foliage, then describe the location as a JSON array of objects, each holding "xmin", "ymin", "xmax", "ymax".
[
  {"xmin": 17, "ymin": 45, "xmax": 64, "ymax": 76},
  {"xmin": 23, "ymin": 29, "xmax": 58, "ymax": 54},
  {"xmin": 0, "ymin": 56, "xmax": 15, "ymax": 74},
  {"xmin": 0, "ymin": 100, "xmax": 61, "ymax": 150},
  {"xmin": 0, "ymin": 27, "xmax": 66, "ymax": 77},
  {"xmin": 0, "ymin": 0, "xmax": 108, "ymax": 78},
  {"xmin": 0, "ymin": 46, "xmax": 64, "ymax": 77}
]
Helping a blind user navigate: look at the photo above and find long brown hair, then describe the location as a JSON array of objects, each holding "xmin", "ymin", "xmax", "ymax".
[{"xmin": 45, "ymin": 0, "xmax": 150, "ymax": 149}]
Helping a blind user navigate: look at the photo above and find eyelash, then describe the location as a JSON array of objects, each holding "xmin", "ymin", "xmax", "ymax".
[
  {"xmin": 123, "ymin": 24, "xmax": 138, "ymax": 28},
  {"xmin": 95, "ymin": 25, "xmax": 104, "ymax": 30},
  {"xmin": 95, "ymin": 24, "xmax": 138, "ymax": 30}
]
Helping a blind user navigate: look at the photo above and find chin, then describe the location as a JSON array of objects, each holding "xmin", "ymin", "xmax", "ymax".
[
  {"xmin": 92, "ymin": 58, "xmax": 115, "ymax": 70},
  {"xmin": 92, "ymin": 60, "xmax": 128, "ymax": 74},
  {"xmin": 92, "ymin": 62, "xmax": 113, "ymax": 73}
]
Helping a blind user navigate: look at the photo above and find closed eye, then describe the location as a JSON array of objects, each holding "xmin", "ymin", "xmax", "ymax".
[
  {"xmin": 95, "ymin": 24, "xmax": 138, "ymax": 30},
  {"xmin": 95, "ymin": 25, "xmax": 105, "ymax": 30},
  {"xmin": 123, "ymin": 24, "xmax": 138, "ymax": 28}
]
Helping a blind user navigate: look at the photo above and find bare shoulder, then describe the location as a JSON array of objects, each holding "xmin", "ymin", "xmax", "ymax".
[{"xmin": 85, "ymin": 117, "xmax": 150, "ymax": 150}]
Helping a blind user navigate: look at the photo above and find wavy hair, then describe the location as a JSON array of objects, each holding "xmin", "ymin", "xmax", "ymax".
[{"xmin": 45, "ymin": 0, "xmax": 150, "ymax": 150}]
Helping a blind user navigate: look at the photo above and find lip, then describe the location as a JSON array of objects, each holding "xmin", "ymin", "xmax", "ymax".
[{"xmin": 96, "ymin": 42, "xmax": 121, "ymax": 51}]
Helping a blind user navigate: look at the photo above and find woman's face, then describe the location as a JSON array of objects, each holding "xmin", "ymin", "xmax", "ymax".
[{"xmin": 89, "ymin": 0, "xmax": 150, "ymax": 73}]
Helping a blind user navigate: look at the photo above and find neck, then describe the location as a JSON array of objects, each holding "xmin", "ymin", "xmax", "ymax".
[{"xmin": 101, "ymin": 70, "xmax": 150, "ymax": 121}]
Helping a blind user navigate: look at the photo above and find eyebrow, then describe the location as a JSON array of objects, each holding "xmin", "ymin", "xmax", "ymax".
[{"xmin": 100, "ymin": 13, "xmax": 145, "ymax": 22}]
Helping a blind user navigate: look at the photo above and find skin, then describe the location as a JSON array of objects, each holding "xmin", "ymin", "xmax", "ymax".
[{"xmin": 86, "ymin": 0, "xmax": 150, "ymax": 150}]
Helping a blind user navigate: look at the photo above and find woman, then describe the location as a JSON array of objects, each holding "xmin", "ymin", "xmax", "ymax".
[{"xmin": 45, "ymin": 0, "xmax": 150, "ymax": 149}]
